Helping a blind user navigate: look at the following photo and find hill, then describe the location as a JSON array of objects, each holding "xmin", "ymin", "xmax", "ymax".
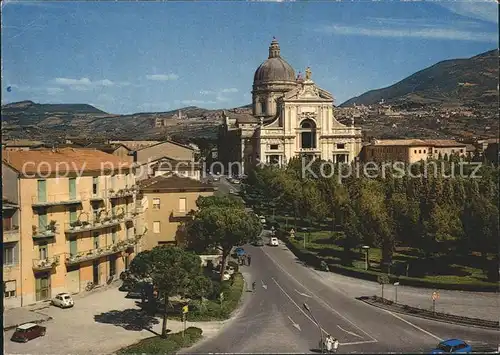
[{"xmin": 341, "ymin": 49, "xmax": 498, "ymax": 108}]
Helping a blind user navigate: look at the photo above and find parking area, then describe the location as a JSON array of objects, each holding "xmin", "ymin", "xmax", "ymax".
[{"xmin": 4, "ymin": 285, "xmax": 223, "ymax": 354}]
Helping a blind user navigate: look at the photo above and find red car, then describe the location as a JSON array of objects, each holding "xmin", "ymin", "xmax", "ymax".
[{"xmin": 11, "ymin": 323, "xmax": 46, "ymax": 342}]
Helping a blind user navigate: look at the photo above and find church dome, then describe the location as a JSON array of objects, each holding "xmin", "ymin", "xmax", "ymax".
[{"xmin": 253, "ymin": 38, "xmax": 296, "ymax": 83}]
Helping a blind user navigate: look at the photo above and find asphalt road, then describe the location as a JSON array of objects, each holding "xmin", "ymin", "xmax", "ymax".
[{"xmin": 185, "ymin": 232, "xmax": 499, "ymax": 354}]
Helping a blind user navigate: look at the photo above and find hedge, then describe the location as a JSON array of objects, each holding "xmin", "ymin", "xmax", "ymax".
[
  {"xmin": 117, "ymin": 327, "xmax": 203, "ymax": 354},
  {"xmin": 282, "ymin": 235, "xmax": 499, "ymax": 292}
]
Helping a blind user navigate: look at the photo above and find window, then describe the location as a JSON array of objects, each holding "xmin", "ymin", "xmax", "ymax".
[
  {"xmin": 93, "ymin": 232, "xmax": 100, "ymax": 249},
  {"xmin": 460, "ymin": 149, "xmax": 464, "ymax": 153},
  {"xmin": 418, "ymin": 150, "xmax": 422, "ymax": 153},
  {"xmin": 110, "ymin": 175, "xmax": 116, "ymax": 190},
  {"xmin": 39, "ymin": 243, "xmax": 48, "ymax": 260},
  {"xmin": 3, "ymin": 242, "xmax": 18, "ymax": 265},
  {"xmin": 179, "ymin": 198, "xmax": 187, "ymax": 213},
  {"xmin": 93, "ymin": 177, "xmax": 99, "ymax": 195},
  {"xmin": 153, "ymin": 221, "xmax": 161, "ymax": 234},
  {"xmin": 270, "ymin": 144, "xmax": 279, "ymax": 150},
  {"xmin": 337, "ymin": 143, "xmax": 345, "ymax": 149},
  {"xmin": 111, "ymin": 201, "xmax": 116, "ymax": 217},
  {"xmin": 69, "ymin": 207, "xmax": 77, "ymax": 224},
  {"xmin": 112, "ymin": 228, "xmax": 117, "ymax": 244},
  {"xmin": 4, "ymin": 280, "xmax": 16, "ymax": 298},
  {"xmin": 423, "ymin": 150, "xmax": 426, "ymax": 153},
  {"xmin": 414, "ymin": 150, "xmax": 417, "ymax": 153},
  {"xmin": 3, "ymin": 215, "xmax": 12, "ymax": 230},
  {"xmin": 109, "ymin": 256, "xmax": 116, "ymax": 277},
  {"xmin": 451, "ymin": 149, "xmax": 455, "ymax": 153},
  {"xmin": 38, "ymin": 209, "xmax": 48, "ymax": 232},
  {"xmin": 152, "ymin": 198, "xmax": 160, "ymax": 210}
]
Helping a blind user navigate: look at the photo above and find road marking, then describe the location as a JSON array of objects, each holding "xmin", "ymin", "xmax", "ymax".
[
  {"xmin": 380, "ymin": 308, "xmax": 443, "ymax": 342},
  {"xmin": 261, "ymin": 280, "xmax": 268, "ymax": 289},
  {"xmin": 263, "ymin": 248, "xmax": 378, "ymax": 342},
  {"xmin": 337, "ymin": 325, "xmax": 363, "ymax": 338},
  {"xmin": 294, "ymin": 289, "xmax": 312, "ymax": 298},
  {"xmin": 287, "ymin": 316, "xmax": 302, "ymax": 331},
  {"xmin": 340, "ymin": 340, "xmax": 378, "ymax": 346}
]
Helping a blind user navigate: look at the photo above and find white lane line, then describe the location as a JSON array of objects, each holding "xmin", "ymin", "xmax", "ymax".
[
  {"xmin": 294, "ymin": 289, "xmax": 312, "ymax": 298},
  {"xmin": 380, "ymin": 308, "xmax": 443, "ymax": 342},
  {"xmin": 337, "ymin": 325, "xmax": 363, "ymax": 339},
  {"xmin": 262, "ymin": 248, "xmax": 378, "ymax": 342},
  {"xmin": 272, "ymin": 277, "xmax": 375, "ymax": 346}
]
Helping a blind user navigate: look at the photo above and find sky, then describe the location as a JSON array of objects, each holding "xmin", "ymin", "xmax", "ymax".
[{"xmin": 2, "ymin": 0, "xmax": 498, "ymax": 114}]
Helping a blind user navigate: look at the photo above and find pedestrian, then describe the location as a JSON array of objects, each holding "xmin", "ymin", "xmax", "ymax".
[
  {"xmin": 247, "ymin": 254, "xmax": 252, "ymax": 266},
  {"xmin": 325, "ymin": 335, "xmax": 333, "ymax": 353},
  {"xmin": 252, "ymin": 281, "xmax": 256, "ymax": 291}
]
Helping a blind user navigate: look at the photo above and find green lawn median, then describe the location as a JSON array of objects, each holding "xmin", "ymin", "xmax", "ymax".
[{"xmin": 117, "ymin": 327, "xmax": 203, "ymax": 354}]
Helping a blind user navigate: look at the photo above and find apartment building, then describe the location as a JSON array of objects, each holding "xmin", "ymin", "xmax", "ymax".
[
  {"xmin": 362, "ymin": 139, "xmax": 467, "ymax": 164},
  {"xmin": 139, "ymin": 174, "xmax": 216, "ymax": 250},
  {"xmin": 3, "ymin": 198, "xmax": 21, "ymax": 308},
  {"xmin": 2, "ymin": 148, "xmax": 142, "ymax": 308}
]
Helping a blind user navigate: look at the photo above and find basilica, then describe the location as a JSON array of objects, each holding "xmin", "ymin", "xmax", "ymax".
[{"xmin": 217, "ymin": 38, "xmax": 362, "ymax": 174}]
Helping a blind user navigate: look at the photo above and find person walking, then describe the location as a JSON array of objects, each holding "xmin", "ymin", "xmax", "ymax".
[
  {"xmin": 332, "ymin": 337, "xmax": 339, "ymax": 353},
  {"xmin": 324, "ymin": 335, "xmax": 333, "ymax": 353},
  {"xmin": 252, "ymin": 281, "xmax": 256, "ymax": 291},
  {"xmin": 247, "ymin": 254, "xmax": 252, "ymax": 266}
]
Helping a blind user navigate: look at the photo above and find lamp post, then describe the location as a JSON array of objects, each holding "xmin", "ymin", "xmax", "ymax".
[
  {"xmin": 302, "ymin": 227, "xmax": 308, "ymax": 249},
  {"xmin": 303, "ymin": 302, "xmax": 324, "ymax": 353},
  {"xmin": 393, "ymin": 282, "xmax": 400, "ymax": 304},
  {"xmin": 361, "ymin": 245, "xmax": 370, "ymax": 270}
]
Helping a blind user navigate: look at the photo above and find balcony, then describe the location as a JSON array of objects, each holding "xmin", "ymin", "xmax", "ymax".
[
  {"xmin": 32, "ymin": 225, "xmax": 57, "ymax": 240},
  {"xmin": 33, "ymin": 255, "xmax": 60, "ymax": 271},
  {"xmin": 32, "ymin": 193, "xmax": 86, "ymax": 208},
  {"xmin": 64, "ymin": 238, "xmax": 139, "ymax": 266},
  {"xmin": 108, "ymin": 187, "xmax": 137, "ymax": 199},
  {"xmin": 3, "ymin": 226, "xmax": 20, "ymax": 242},
  {"xmin": 295, "ymin": 147, "xmax": 321, "ymax": 153},
  {"xmin": 64, "ymin": 213, "xmax": 135, "ymax": 234},
  {"xmin": 170, "ymin": 209, "xmax": 193, "ymax": 220},
  {"xmin": 89, "ymin": 189, "xmax": 107, "ymax": 202}
]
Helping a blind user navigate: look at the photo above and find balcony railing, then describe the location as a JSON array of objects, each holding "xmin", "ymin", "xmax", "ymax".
[
  {"xmin": 89, "ymin": 189, "xmax": 107, "ymax": 201},
  {"xmin": 296, "ymin": 147, "xmax": 321, "ymax": 153},
  {"xmin": 64, "ymin": 213, "xmax": 135, "ymax": 234},
  {"xmin": 32, "ymin": 192, "xmax": 87, "ymax": 207},
  {"xmin": 3, "ymin": 227, "xmax": 20, "ymax": 242},
  {"xmin": 108, "ymin": 187, "xmax": 137, "ymax": 199},
  {"xmin": 32, "ymin": 226, "xmax": 57, "ymax": 239},
  {"xmin": 33, "ymin": 255, "xmax": 60, "ymax": 271},
  {"xmin": 170, "ymin": 209, "xmax": 192, "ymax": 219},
  {"xmin": 64, "ymin": 238, "xmax": 139, "ymax": 265}
]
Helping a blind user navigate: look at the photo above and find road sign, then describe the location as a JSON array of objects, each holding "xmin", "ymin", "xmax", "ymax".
[
  {"xmin": 432, "ymin": 291, "xmax": 439, "ymax": 301},
  {"xmin": 182, "ymin": 305, "xmax": 189, "ymax": 314}
]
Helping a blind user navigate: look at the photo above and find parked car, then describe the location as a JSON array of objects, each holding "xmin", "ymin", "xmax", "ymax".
[
  {"xmin": 11, "ymin": 323, "xmax": 46, "ymax": 342},
  {"xmin": 51, "ymin": 292, "xmax": 74, "ymax": 308},
  {"xmin": 269, "ymin": 237, "xmax": 279, "ymax": 246},
  {"xmin": 431, "ymin": 339, "xmax": 472, "ymax": 353},
  {"xmin": 235, "ymin": 247, "xmax": 246, "ymax": 256}
]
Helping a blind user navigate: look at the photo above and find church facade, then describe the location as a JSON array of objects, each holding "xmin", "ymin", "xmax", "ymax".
[{"xmin": 218, "ymin": 38, "xmax": 362, "ymax": 174}]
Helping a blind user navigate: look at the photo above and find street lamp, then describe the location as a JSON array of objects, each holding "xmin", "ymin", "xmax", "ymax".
[
  {"xmin": 302, "ymin": 227, "xmax": 308, "ymax": 249},
  {"xmin": 361, "ymin": 245, "xmax": 370, "ymax": 270},
  {"xmin": 393, "ymin": 282, "xmax": 400, "ymax": 304},
  {"xmin": 303, "ymin": 303, "xmax": 324, "ymax": 353}
]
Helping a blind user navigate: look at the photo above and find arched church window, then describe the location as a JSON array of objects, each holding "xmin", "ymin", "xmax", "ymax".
[
  {"xmin": 260, "ymin": 99, "xmax": 268, "ymax": 115},
  {"xmin": 300, "ymin": 119, "xmax": 317, "ymax": 149}
]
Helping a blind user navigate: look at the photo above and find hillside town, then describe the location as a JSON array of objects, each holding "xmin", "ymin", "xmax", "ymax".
[{"xmin": 2, "ymin": 2, "xmax": 499, "ymax": 353}]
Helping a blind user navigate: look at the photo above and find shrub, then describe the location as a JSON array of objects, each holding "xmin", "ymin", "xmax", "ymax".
[{"xmin": 117, "ymin": 328, "xmax": 203, "ymax": 354}]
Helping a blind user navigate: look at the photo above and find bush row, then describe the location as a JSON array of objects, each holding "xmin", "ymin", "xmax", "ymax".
[
  {"xmin": 281, "ymin": 234, "xmax": 499, "ymax": 292},
  {"xmin": 117, "ymin": 327, "xmax": 203, "ymax": 354}
]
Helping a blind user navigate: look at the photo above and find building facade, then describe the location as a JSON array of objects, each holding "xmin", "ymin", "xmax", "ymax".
[
  {"xmin": 218, "ymin": 38, "xmax": 363, "ymax": 174},
  {"xmin": 362, "ymin": 139, "xmax": 467, "ymax": 163},
  {"xmin": 139, "ymin": 174, "xmax": 216, "ymax": 250},
  {"xmin": 2, "ymin": 148, "xmax": 143, "ymax": 308}
]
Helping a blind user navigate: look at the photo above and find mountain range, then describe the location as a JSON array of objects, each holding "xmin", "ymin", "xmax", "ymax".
[{"xmin": 2, "ymin": 49, "xmax": 498, "ymax": 142}]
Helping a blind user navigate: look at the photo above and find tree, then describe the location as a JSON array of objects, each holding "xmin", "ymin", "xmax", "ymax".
[
  {"xmin": 185, "ymin": 199, "xmax": 262, "ymax": 281},
  {"xmin": 128, "ymin": 246, "xmax": 206, "ymax": 338}
]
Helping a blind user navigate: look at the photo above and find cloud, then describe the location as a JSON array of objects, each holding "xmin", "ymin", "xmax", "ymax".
[
  {"xmin": 200, "ymin": 90, "xmax": 215, "ymax": 95},
  {"xmin": 220, "ymin": 88, "xmax": 238, "ymax": 93},
  {"xmin": 146, "ymin": 74, "xmax": 179, "ymax": 81},
  {"xmin": 438, "ymin": 1, "xmax": 498, "ymax": 24},
  {"xmin": 216, "ymin": 95, "xmax": 230, "ymax": 102},
  {"xmin": 199, "ymin": 88, "xmax": 239, "ymax": 101},
  {"xmin": 318, "ymin": 24, "xmax": 497, "ymax": 42},
  {"xmin": 51, "ymin": 77, "xmax": 127, "ymax": 91},
  {"xmin": 46, "ymin": 87, "xmax": 64, "ymax": 95}
]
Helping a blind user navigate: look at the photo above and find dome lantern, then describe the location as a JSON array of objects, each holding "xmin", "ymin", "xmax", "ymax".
[{"xmin": 269, "ymin": 37, "xmax": 280, "ymax": 58}]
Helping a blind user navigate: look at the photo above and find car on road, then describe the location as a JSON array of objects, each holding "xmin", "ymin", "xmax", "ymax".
[
  {"xmin": 269, "ymin": 237, "xmax": 279, "ymax": 246},
  {"xmin": 51, "ymin": 292, "xmax": 74, "ymax": 308},
  {"xmin": 430, "ymin": 339, "xmax": 472, "ymax": 353},
  {"xmin": 11, "ymin": 323, "xmax": 46, "ymax": 343}
]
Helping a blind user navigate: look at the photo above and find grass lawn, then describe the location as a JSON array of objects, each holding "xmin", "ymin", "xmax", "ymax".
[
  {"xmin": 289, "ymin": 230, "xmax": 497, "ymax": 288},
  {"xmin": 117, "ymin": 327, "xmax": 203, "ymax": 354}
]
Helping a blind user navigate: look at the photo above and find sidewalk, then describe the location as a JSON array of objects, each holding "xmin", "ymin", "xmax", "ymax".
[{"xmin": 276, "ymin": 243, "xmax": 500, "ymax": 322}]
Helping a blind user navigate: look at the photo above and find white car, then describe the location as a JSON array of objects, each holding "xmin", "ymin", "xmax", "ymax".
[
  {"xmin": 51, "ymin": 292, "xmax": 74, "ymax": 308},
  {"xmin": 269, "ymin": 237, "xmax": 279, "ymax": 246}
]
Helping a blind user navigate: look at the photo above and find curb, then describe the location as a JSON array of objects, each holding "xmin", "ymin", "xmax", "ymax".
[
  {"xmin": 357, "ymin": 296, "xmax": 500, "ymax": 330},
  {"xmin": 4, "ymin": 315, "xmax": 53, "ymax": 331}
]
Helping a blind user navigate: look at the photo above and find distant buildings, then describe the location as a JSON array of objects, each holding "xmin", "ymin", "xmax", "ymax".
[
  {"xmin": 362, "ymin": 139, "xmax": 467, "ymax": 164},
  {"xmin": 154, "ymin": 110, "xmax": 188, "ymax": 127},
  {"xmin": 2, "ymin": 148, "xmax": 142, "ymax": 309}
]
